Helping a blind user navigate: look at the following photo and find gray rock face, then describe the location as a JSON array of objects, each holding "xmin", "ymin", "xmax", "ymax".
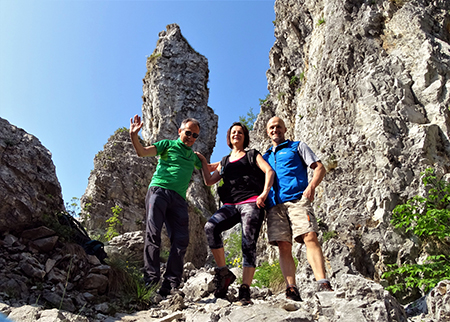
[
  {"xmin": 81, "ymin": 129, "xmax": 156, "ymax": 235},
  {"xmin": 141, "ymin": 23, "xmax": 217, "ymax": 159},
  {"xmin": 81, "ymin": 24, "xmax": 218, "ymax": 268},
  {"xmin": 0, "ymin": 117, "xmax": 64, "ymax": 233},
  {"xmin": 250, "ymin": 0, "xmax": 450, "ymax": 303}
]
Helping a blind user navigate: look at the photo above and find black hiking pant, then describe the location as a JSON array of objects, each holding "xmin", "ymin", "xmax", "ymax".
[{"xmin": 143, "ymin": 186, "xmax": 189, "ymax": 288}]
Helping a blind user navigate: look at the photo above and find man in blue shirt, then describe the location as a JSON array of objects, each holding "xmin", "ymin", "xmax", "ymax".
[{"xmin": 263, "ymin": 116, "xmax": 333, "ymax": 301}]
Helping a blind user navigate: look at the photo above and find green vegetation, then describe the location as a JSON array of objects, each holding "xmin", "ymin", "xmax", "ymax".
[
  {"xmin": 323, "ymin": 230, "xmax": 337, "ymax": 242},
  {"xmin": 382, "ymin": 168, "xmax": 450, "ymax": 294},
  {"xmin": 259, "ymin": 93, "xmax": 270, "ymax": 106},
  {"xmin": 299, "ymin": 72, "xmax": 305, "ymax": 82},
  {"xmin": 114, "ymin": 127, "xmax": 128, "ymax": 135},
  {"xmin": 277, "ymin": 92, "xmax": 286, "ymax": 100},
  {"xmin": 290, "ymin": 75, "xmax": 299, "ymax": 85},
  {"xmin": 225, "ymin": 231, "xmax": 242, "ymax": 268},
  {"xmin": 105, "ymin": 206, "xmax": 123, "ymax": 241},
  {"xmin": 145, "ymin": 52, "xmax": 162, "ymax": 77},
  {"xmin": 60, "ymin": 256, "xmax": 73, "ymax": 310},
  {"xmin": 253, "ymin": 258, "xmax": 298, "ymax": 292},
  {"xmin": 238, "ymin": 107, "xmax": 257, "ymax": 131},
  {"xmin": 317, "ymin": 16, "xmax": 325, "ymax": 26},
  {"xmin": 147, "ymin": 52, "xmax": 161, "ymax": 62},
  {"xmin": 107, "ymin": 253, "xmax": 156, "ymax": 309}
]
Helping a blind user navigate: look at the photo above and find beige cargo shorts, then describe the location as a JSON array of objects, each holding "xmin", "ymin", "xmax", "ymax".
[{"xmin": 267, "ymin": 197, "xmax": 318, "ymax": 245}]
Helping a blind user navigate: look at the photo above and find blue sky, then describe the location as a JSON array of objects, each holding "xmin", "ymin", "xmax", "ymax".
[{"xmin": 0, "ymin": 0, "xmax": 275, "ymax": 205}]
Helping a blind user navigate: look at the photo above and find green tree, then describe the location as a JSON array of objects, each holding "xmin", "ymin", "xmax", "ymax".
[
  {"xmin": 239, "ymin": 107, "xmax": 257, "ymax": 131},
  {"xmin": 105, "ymin": 205, "xmax": 123, "ymax": 241},
  {"xmin": 383, "ymin": 168, "xmax": 450, "ymax": 294}
]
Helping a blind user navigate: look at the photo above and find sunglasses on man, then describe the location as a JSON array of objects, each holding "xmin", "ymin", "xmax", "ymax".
[{"xmin": 184, "ymin": 130, "xmax": 199, "ymax": 139}]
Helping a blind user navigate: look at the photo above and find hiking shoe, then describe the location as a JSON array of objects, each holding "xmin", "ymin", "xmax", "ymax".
[
  {"xmin": 286, "ymin": 285, "xmax": 302, "ymax": 301},
  {"xmin": 213, "ymin": 267, "xmax": 236, "ymax": 298},
  {"xmin": 318, "ymin": 281, "xmax": 334, "ymax": 292},
  {"xmin": 158, "ymin": 280, "xmax": 184, "ymax": 297},
  {"xmin": 238, "ymin": 284, "xmax": 252, "ymax": 305},
  {"xmin": 158, "ymin": 286, "xmax": 184, "ymax": 297},
  {"xmin": 158, "ymin": 285, "xmax": 171, "ymax": 297}
]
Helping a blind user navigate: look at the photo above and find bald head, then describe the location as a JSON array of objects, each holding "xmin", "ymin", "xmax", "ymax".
[{"xmin": 266, "ymin": 116, "xmax": 287, "ymax": 146}]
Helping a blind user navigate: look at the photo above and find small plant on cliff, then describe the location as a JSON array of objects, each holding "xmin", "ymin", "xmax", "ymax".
[
  {"xmin": 317, "ymin": 16, "xmax": 325, "ymax": 26},
  {"xmin": 290, "ymin": 75, "xmax": 299, "ymax": 86},
  {"xmin": 382, "ymin": 168, "xmax": 450, "ymax": 294},
  {"xmin": 323, "ymin": 230, "xmax": 338, "ymax": 242},
  {"xmin": 114, "ymin": 127, "xmax": 128, "ymax": 135},
  {"xmin": 259, "ymin": 93, "xmax": 270, "ymax": 106},
  {"xmin": 105, "ymin": 205, "xmax": 123, "ymax": 241}
]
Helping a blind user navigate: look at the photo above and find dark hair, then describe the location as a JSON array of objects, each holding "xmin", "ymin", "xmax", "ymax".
[
  {"xmin": 180, "ymin": 118, "xmax": 200, "ymax": 130},
  {"xmin": 226, "ymin": 122, "xmax": 249, "ymax": 149}
]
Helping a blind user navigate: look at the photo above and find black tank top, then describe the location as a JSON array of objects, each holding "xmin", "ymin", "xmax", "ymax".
[{"xmin": 217, "ymin": 149, "xmax": 265, "ymax": 204}]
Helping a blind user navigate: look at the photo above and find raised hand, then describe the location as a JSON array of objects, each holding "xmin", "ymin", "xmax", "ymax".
[{"xmin": 130, "ymin": 115, "xmax": 144, "ymax": 136}]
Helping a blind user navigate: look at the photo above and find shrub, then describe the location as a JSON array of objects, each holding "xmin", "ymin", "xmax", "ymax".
[
  {"xmin": 107, "ymin": 253, "xmax": 156, "ymax": 310},
  {"xmin": 105, "ymin": 206, "xmax": 123, "ymax": 241},
  {"xmin": 225, "ymin": 231, "xmax": 242, "ymax": 268},
  {"xmin": 382, "ymin": 168, "xmax": 450, "ymax": 294},
  {"xmin": 239, "ymin": 107, "xmax": 257, "ymax": 131},
  {"xmin": 253, "ymin": 258, "xmax": 298, "ymax": 292}
]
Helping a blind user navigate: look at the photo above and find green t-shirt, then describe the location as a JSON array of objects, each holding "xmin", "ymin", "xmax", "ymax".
[{"xmin": 149, "ymin": 138, "xmax": 202, "ymax": 199}]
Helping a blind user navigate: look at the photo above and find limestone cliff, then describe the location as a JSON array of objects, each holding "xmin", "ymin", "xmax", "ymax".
[
  {"xmin": 0, "ymin": 118, "xmax": 64, "ymax": 233},
  {"xmin": 251, "ymin": 0, "xmax": 450, "ymax": 302},
  {"xmin": 81, "ymin": 24, "xmax": 218, "ymax": 268}
]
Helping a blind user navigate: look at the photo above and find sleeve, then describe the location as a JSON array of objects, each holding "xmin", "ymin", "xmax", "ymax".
[
  {"xmin": 194, "ymin": 154, "xmax": 202, "ymax": 169},
  {"xmin": 297, "ymin": 142, "xmax": 320, "ymax": 167},
  {"xmin": 251, "ymin": 149, "xmax": 261, "ymax": 167},
  {"xmin": 152, "ymin": 140, "xmax": 169, "ymax": 156}
]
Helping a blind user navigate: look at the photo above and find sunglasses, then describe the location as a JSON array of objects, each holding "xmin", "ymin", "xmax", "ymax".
[{"xmin": 184, "ymin": 130, "xmax": 199, "ymax": 139}]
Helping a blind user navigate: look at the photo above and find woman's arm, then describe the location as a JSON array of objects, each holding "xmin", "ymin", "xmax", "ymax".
[
  {"xmin": 195, "ymin": 152, "xmax": 222, "ymax": 186},
  {"xmin": 255, "ymin": 154, "xmax": 275, "ymax": 208}
]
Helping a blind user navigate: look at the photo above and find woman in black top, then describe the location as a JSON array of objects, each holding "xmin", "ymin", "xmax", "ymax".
[{"xmin": 196, "ymin": 122, "xmax": 274, "ymax": 305}]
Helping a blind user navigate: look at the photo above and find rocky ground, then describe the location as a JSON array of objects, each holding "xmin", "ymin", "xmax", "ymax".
[{"xmin": 1, "ymin": 229, "xmax": 449, "ymax": 322}]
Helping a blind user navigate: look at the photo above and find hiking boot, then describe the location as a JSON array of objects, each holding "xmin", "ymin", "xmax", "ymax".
[
  {"xmin": 318, "ymin": 281, "xmax": 334, "ymax": 292},
  {"xmin": 238, "ymin": 284, "xmax": 252, "ymax": 305},
  {"xmin": 158, "ymin": 281, "xmax": 184, "ymax": 297},
  {"xmin": 285, "ymin": 285, "xmax": 302, "ymax": 301},
  {"xmin": 158, "ymin": 286, "xmax": 184, "ymax": 297},
  {"xmin": 213, "ymin": 267, "xmax": 236, "ymax": 298}
]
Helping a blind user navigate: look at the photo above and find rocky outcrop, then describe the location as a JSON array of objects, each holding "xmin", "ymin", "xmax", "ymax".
[
  {"xmin": 0, "ymin": 118, "xmax": 64, "ymax": 234},
  {"xmin": 251, "ymin": 0, "xmax": 450, "ymax": 303},
  {"xmin": 81, "ymin": 24, "xmax": 218, "ymax": 268},
  {"xmin": 81, "ymin": 129, "xmax": 156, "ymax": 235},
  {"xmin": 141, "ymin": 23, "xmax": 217, "ymax": 159},
  {"xmin": 0, "ymin": 228, "xmax": 110, "ymax": 320}
]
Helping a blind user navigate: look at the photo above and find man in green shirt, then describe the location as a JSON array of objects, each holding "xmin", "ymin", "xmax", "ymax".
[{"xmin": 130, "ymin": 115, "xmax": 202, "ymax": 296}]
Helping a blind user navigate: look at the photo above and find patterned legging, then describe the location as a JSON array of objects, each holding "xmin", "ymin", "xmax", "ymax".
[{"xmin": 204, "ymin": 202, "xmax": 265, "ymax": 267}]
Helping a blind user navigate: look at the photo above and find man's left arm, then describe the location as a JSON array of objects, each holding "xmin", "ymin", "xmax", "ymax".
[{"xmin": 303, "ymin": 161, "xmax": 326, "ymax": 202}]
